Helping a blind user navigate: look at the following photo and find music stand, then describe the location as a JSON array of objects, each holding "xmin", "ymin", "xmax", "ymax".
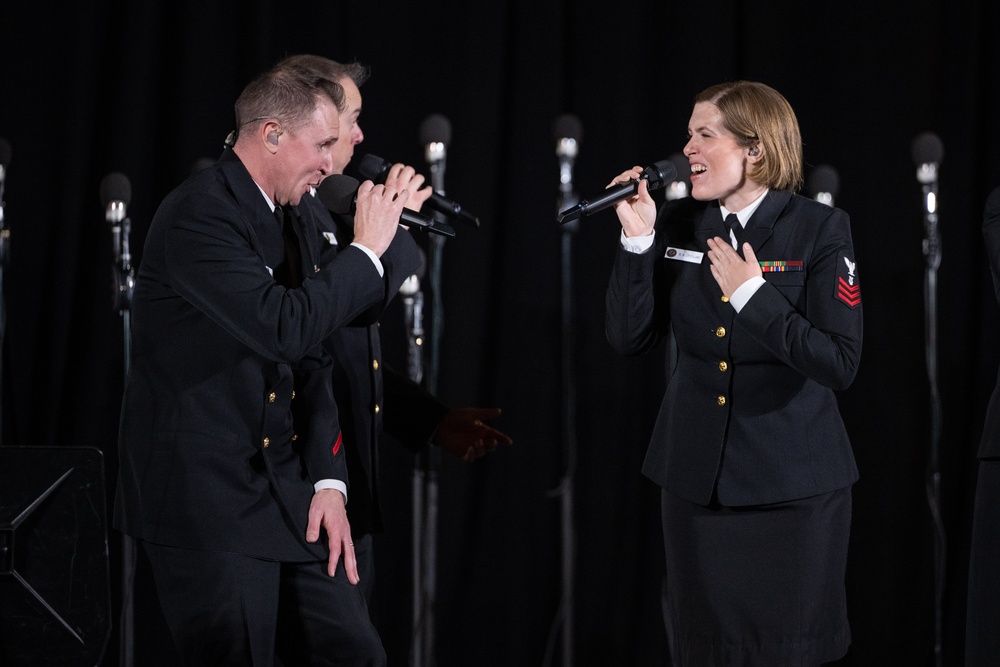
[{"xmin": 0, "ymin": 445, "xmax": 111, "ymax": 666}]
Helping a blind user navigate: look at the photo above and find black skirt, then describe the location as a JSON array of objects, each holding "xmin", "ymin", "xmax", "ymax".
[{"xmin": 660, "ymin": 487, "xmax": 852, "ymax": 666}]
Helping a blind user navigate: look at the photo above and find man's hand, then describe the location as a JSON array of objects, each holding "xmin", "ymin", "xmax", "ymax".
[
  {"xmin": 305, "ymin": 489, "xmax": 359, "ymax": 584},
  {"xmin": 352, "ymin": 180, "xmax": 409, "ymax": 256},
  {"xmin": 383, "ymin": 163, "xmax": 434, "ymax": 213},
  {"xmin": 434, "ymin": 408, "xmax": 513, "ymax": 461}
]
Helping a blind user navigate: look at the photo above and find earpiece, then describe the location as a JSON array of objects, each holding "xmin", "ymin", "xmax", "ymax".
[
  {"xmin": 748, "ymin": 146, "xmax": 760, "ymax": 156},
  {"xmin": 267, "ymin": 131, "xmax": 279, "ymax": 146}
]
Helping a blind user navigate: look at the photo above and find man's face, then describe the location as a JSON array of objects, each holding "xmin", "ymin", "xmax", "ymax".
[
  {"xmin": 330, "ymin": 77, "xmax": 365, "ymax": 175},
  {"xmin": 274, "ymin": 97, "xmax": 340, "ymax": 206}
]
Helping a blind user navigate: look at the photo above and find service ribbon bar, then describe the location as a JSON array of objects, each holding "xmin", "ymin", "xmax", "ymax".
[{"xmin": 759, "ymin": 260, "xmax": 804, "ymax": 272}]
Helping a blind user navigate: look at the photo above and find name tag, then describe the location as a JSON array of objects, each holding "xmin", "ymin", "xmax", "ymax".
[
  {"xmin": 322, "ymin": 231, "xmax": 338, "ymax": 246},
  {"xmin": 664, "ymin": 247, "xmax": 703, "ymax": 264}
]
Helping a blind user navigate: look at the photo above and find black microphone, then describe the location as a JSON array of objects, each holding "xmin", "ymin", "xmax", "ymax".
[
  {"xmin": 0, "ymin": 138, "xmax": 10, "ymax": 268},
  {"xmin": 356, "ymin": 154, "xmax": 479, "ymax": 227},
  {"xmin": 807, "ymin": 164, "xmax": 839, "ymax": 207},
  {"xmin": 557, "ymin": 159, "xmax": 677, "ymax": 224},
  {"xmin": 316, "ymin": 174, "xmax": 455, "ymax": 238},
  {"xmin": 100, "ymin": 171, "xmax": 135, "ymax": 311},
  {"xmin": 666, "ymin": 152, "xmax": 690, "ymax": 201}
]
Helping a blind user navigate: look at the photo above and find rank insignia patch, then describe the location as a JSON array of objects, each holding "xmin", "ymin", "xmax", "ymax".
[{"xmin": 835, "ymin": 253, "xmax": 861, "ymax": 308}]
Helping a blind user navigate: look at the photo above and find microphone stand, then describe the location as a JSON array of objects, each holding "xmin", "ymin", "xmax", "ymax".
[
  {"xmin": 919, "ymin": 166, "xmax": 945, "ymax": 667},
  {"xmin": 110, "ymin": 205, "xmax": 137, "ymax": 667},
  {"xmin": 412, "ymin": 148, "xmax": 446, "ymax": 667},
  {"xmin": 545, "ymin": 144, "xmax": 579, "ymax": 667},
  {"xmin": 0, "ymin": 175, "xmax": 8, "ymax": 446}
]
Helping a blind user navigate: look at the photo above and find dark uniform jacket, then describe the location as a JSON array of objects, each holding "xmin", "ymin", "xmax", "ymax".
[
  {"xmin": 305, "ymin": 195, "xmax": 446, "ymax": 536},
  {"xmin": 606, "ymin": 189, "xmax": 863, "ymax": 506},
  {"xmin": 115, "ymin": 149, "xmax": 394, "ymax": 561}
]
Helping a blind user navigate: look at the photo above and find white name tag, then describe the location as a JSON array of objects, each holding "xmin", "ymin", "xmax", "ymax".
[
  {"xmin": 664, "ymin": 247, "xmax": 703, "ymax": 264},
  {"xmin": 322, "ymin": 231, "xmax": 338, "ymax": 246}
]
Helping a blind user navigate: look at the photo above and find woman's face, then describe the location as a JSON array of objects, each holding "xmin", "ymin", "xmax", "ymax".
[{"xmin": 683, "ymin": 101, "xmax": 761, "ymax": 210}]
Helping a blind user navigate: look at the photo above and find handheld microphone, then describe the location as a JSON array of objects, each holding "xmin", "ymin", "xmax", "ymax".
[
  {"xmin": 666, "ymin": 152, "xmax": 690, "ymax": 201},
  {"xmin": 0, "ymin": 138, "xmax": 10, "ymax": 267},
  {"xmin": 316, "ymin": 174, "xmax": 456, "ymax": 238},
  {"xmin": 100, "ymin": 171, "xmax": 135, "ymax": 312},
  {"xmin": 356, "ymin": 154, "xmax": 479, "ymax": 227},
  {"xmin": 807, "ymin": 164, "xmax": 839, "ymax": 207},
  {"xmin": 557, "ymin": 159, "xmax": 677, "ymax": 224}
]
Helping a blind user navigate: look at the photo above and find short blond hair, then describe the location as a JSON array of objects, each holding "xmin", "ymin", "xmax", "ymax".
[{"xmin": 695, "ymin": 81, "xmax": 803, "ymax": 192}]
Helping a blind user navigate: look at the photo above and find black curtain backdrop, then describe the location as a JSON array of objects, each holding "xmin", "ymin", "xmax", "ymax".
[{"xmin": 2, "ymin": 1, "xmax": 999, "ymax": 665}]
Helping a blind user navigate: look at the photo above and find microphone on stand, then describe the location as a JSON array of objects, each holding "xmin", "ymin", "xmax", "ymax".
[
  {"xmin": 100, "ymin": 172, "xmax": 135, "ymax": 313},
  {"xmin": 807, "ymin": 164, "xmax": 840, "ymax": 207},
  {"xmin": 913, "ymin": 132, "xmax": 943, "ymax": 268},
  {"xmin": 551, "ymin": 112, "xmax": 583, "ymax": 667},
  {"xmin": 420, "ymin": 113, "xmax": 451, "ymax": 180},
  {"xmin": 557, "ymin": 159, "xmax": 677, "ymax": 224},
  {"xmin": 913, "ymin": 129, "xmax": 945, "ymax": 667},
  {"xmin": 398, "ymin": 251, "xmax": 427, "ymax": 385},
  {"xmin": 355, "ymin": 153, "xmax": 479, "ymax": 227},
  {"xmin": 101, "ymin": 170, "xmax": 137, "ymax": 667},
  {"xmin": 666, "ymin": 152, "xmax": 691, "ymax": 201}
]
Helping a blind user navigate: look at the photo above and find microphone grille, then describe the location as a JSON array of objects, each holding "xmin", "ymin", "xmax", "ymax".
[
  {"xmin": 357, "ymin": 154, "xmax": 391, "ymax": 182},
  {"xmin": 553, "ymin": 114, "xmax": 583, "ymax": 142},
  {"xmin": 807, "ymin": 164, "xmax": 840, "ymax": 198},
  {"xmin": 419, "ymin": 114, "xmax": 451, "ymax": 146},
  {"xmin": 100, "ymin": 172, "xmax": 132, "ymax": 206},
  {"xmin": 646, "ymin": 159, "xmax": 678, "ymax": 190},
  {"xmin": 912, "ymin": 131, "xmax": 944, "ymax": 165},
  {"xmin": 316, "ymin": 174, "xmax": 360, "ymax": 215},
  {"xmin": 0, "ymin": 138, "xmax": 11, "ymax": 169}
]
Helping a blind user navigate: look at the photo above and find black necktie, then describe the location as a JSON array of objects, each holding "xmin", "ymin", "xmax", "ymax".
[
  {"xmin": 726, "ymin": 213, "xmax": 744, "ymax": 250},
  {"xmin": 274, "ymin": 205, "xmax": 302, "ymax": 287}
]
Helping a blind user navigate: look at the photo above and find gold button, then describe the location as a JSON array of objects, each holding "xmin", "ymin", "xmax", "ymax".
[
  {"xmin": 720, "ymin": 295, "xmax": 730, "ymax": 303},
  {"xmin": 718, "ymin": 361, "xmax": 728, "ymax": 372},
  {"xmin": 715, "ymin": 326, "xmax": 726, "ymax": 338},
  {"xmin": 374, "ymin": 404, "xmax": 380, "ymax": 414},
  {"xmin": 292, "ymin": 390, "xmax": 296, "ymax": 400},
  {"xmin": 717, "ymin": 396, "xmax": 727, "ymax": 406},
  {"xmin": 263, "ymin": 437, "xmax": 270, "ymax": 448},
  {"xmin": 291, "ymin": 434, "xmax": 298, "ymax": 442},
  {"xmin": 268, "ymin": 392, "xmax": 276, "ymax": 403},
  {"xmin": 373, "ymin": 359, "xmax": 379, "ymax": 370}
]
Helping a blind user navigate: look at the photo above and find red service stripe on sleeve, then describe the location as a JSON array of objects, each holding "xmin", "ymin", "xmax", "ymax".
[
  {"xmin": 332, "ymin": 432, "xmax": 343, "ymax": 456},
  {"xmin": 837, "ymin": 279, "xmax": 861, "ymax": 306}
]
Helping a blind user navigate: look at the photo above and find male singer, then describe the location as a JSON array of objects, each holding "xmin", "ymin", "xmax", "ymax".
[
  {"xmin": 278, "ymin": 54, "xmax": 512, "ymax": 608},
  {"xmin": 115, "ymin": 59, "xmax": 415, "ymax": 665}
]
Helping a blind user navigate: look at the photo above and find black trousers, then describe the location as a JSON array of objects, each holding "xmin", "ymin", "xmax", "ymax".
[{"xmin": 143, "ymin": 540, "xmax": 385, "ymax": 667}]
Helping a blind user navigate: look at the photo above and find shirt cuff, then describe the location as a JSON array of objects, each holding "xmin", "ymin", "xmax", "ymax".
[
  {"xmin": 314, "ymin": 478, "xmax": 348, "ymax": 503},
  {"xmin": 729, "ymin": 276, "xmax": 766, "ymax": 313},
  {"xmin": 350, "ymin": 242, "xmax": 384, "ymax": 277},
  {"xmin": 620, "ymin": 230, "xmax": 655, "ymax": 254}
]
